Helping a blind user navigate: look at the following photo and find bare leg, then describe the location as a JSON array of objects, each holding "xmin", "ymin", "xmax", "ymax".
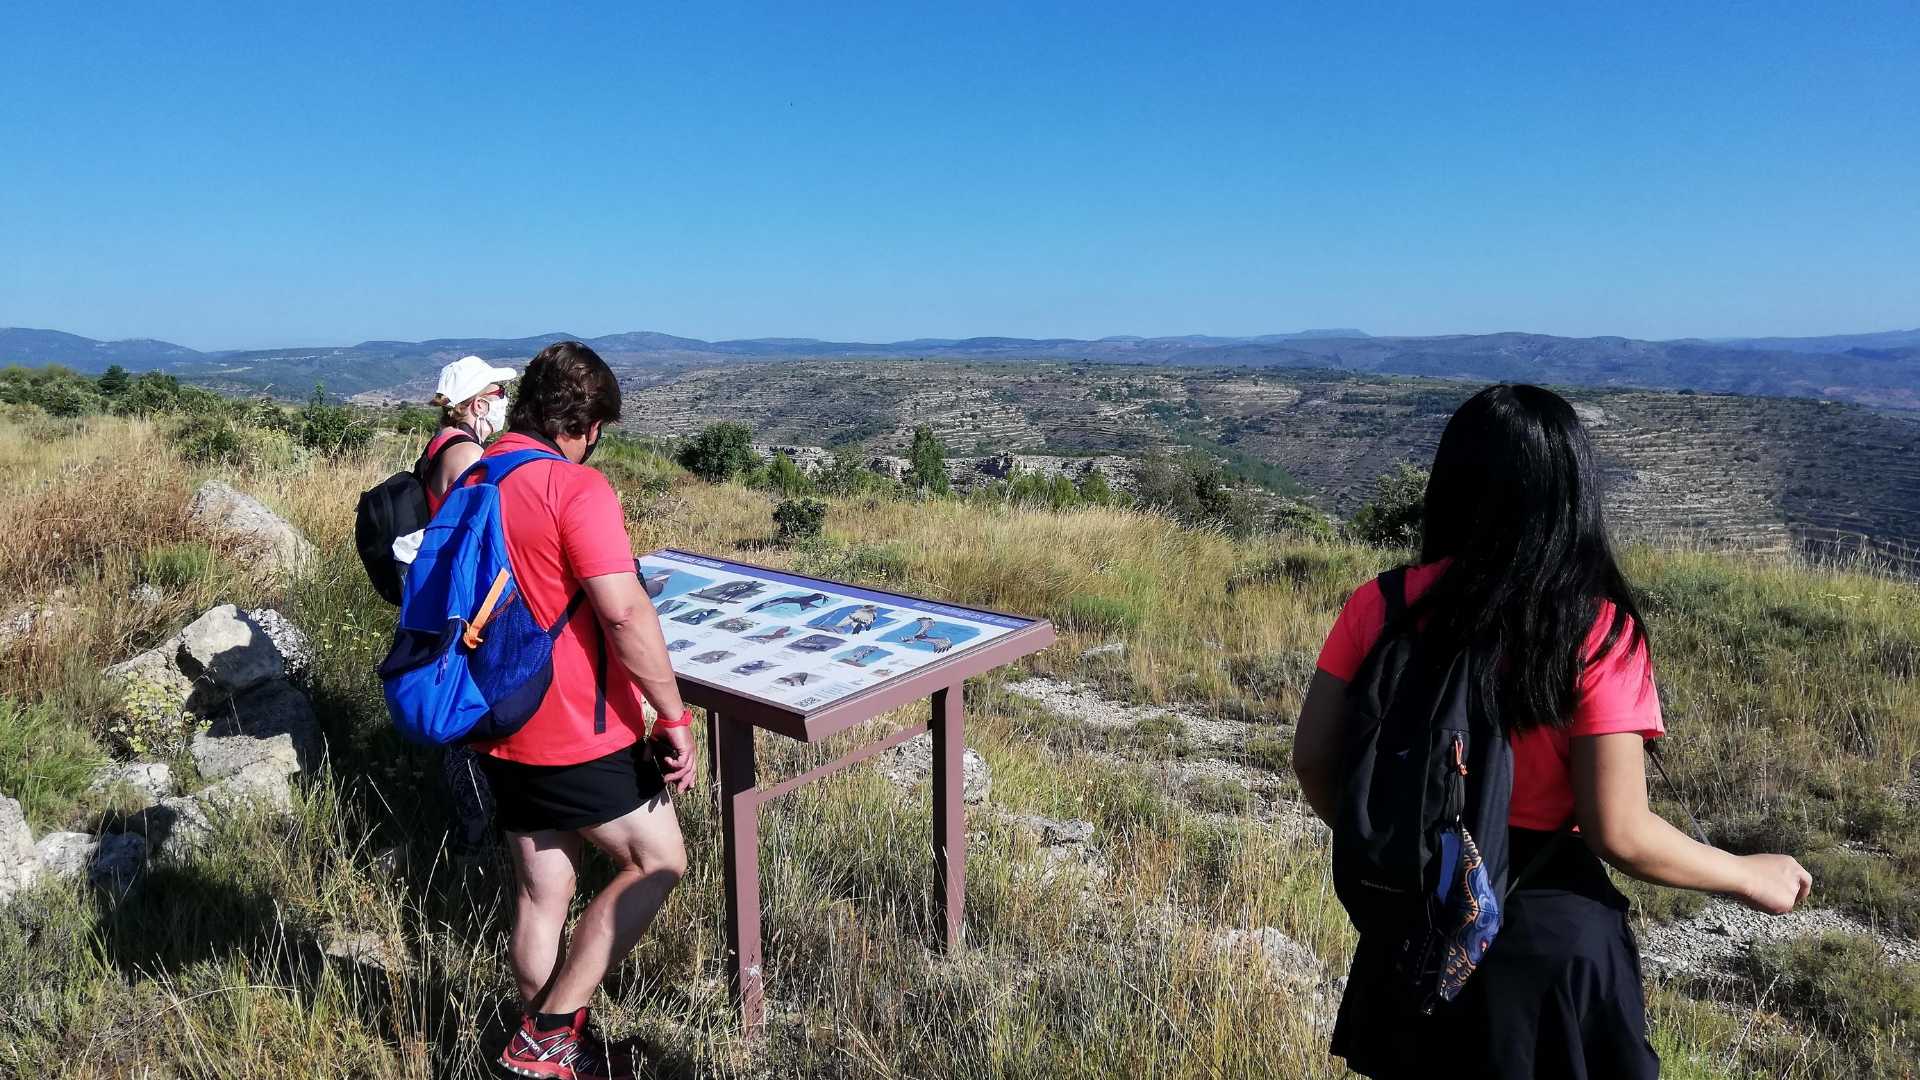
[
  {"xmin": 503, "ymin": 829, "xmax": 585, "ymax": 1005},
  {"xmin": 538, "ymin": 795, "xmax": 687, "ymax": 1013}
]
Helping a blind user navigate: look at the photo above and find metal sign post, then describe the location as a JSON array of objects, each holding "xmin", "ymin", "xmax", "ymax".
[{"xmin": 640, "ymin": 549, "xmax": 1056, "ymax": 1028}]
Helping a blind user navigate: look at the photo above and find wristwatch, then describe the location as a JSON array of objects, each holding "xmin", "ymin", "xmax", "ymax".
[{"xmin": 655, "ymin": 705, "xmax": 694, "ymax": 730}]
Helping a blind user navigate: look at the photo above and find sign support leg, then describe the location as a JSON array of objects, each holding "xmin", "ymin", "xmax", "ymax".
[
  {"xmin": 930, "ymin": 683, "xmax": 967, "ymax": 952},
  {"xmin": 706, "ymin": 708, "xmax": 723, "ymax": 812},
  {"xmin": 717, "ymin": 716, "xmax": 765, "ymax": 1029}
]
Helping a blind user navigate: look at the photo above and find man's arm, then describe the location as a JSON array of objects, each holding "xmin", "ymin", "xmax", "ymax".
[{"xmin": 583, "ymin": 571, "xmax": 696, "ymax": 792}]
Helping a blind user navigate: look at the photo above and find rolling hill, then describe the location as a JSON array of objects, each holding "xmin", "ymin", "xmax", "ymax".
[{"xmin": 4, "ymin": 324, "xmax": 1918, "ymax": 411}]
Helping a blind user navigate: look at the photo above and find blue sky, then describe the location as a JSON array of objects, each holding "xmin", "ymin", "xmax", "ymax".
[{"xmin": 2, "ymin": 3, "xmax": 1915, "ymax": 349}]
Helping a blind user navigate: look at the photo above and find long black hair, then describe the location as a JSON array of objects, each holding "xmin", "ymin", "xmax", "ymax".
[{"xmin": 1401, "ymin": 384, "xmax": 1649, "ymax": 733}]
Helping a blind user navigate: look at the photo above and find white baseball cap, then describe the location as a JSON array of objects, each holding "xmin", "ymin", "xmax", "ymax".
[{"xmin": 433, "ymin": 355, "xmax": 518, "ymax": 406}]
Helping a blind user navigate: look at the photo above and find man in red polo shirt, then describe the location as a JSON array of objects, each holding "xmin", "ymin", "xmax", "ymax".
[{"xmin": 472, "ymin": 341, "xmax": 695, "ymax": 1080}]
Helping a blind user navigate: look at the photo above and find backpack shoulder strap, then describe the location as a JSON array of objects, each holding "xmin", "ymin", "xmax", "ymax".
[
  {"xmin": 450, "ymin": 448, "xmax": 566, "ymax": 492},
  {"xmin": 414, "ymin": 431, "xmax": 479, "ymax": 482},
  {"xmin": 1377, "ymin": 567, "xmax": 1409, "ymax": 621}
]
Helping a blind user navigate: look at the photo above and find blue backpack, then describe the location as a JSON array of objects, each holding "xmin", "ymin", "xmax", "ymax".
[{"xmin": 378, "ymin": 448, "xmax": 602, "ymax": 745}]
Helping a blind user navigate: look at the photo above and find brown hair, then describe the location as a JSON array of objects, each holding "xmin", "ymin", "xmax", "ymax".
[{"xmin": 506, "ymin": 341, "xmax": 621, "ymax": 440}]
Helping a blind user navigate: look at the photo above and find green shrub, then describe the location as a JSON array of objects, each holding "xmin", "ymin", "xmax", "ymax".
[
  {"xmin": 593, "ymin": 433, "xmax": 682, "ymax": 499},
  {"xmin": 1244, "ymin": 733, "xmax": 1292, "ymax": 772},
  {"xmin": 1183, "ymin": 775, "xmax": 1254, "ymax": 814},
  {"xmin": 773, "ymin": 497, "xmax": 828, "ymax": 544},
  {"xmin": 0, "ymin": 365, "xmax": 106, "ymax": 417},
  {"xmin": 817, "ymin": 446, "xmax": 892, "ymax": 496},
  {"xmin": 139, "ymin": 542, "xmax": 221, "ymax": 589},
  {"xmin": 1133, "ymin": 450, "xmax": 1256, "ymax": 534},
  {"xmin": 1748, "ymin": 932, "xmax": 1920, "ymax": 1075},
  {"xmin": 234, "ymin": 425, "xmax": 305, "ymax": 472},
  {"xmin": 1225, "ymin": 650, "xmax": 1318, "ymax": 702},
  {"xmin": 296, "ymin": 384, "xmax": 372, "ymax": 456},
  {"xmin": 96, "ymin": 364, "xmax": 130, "ymax": 397},
  {"xmin": 761, "ymin": 452, "xmax": 814, "ymax": 497},
  {"xmin": 1348, "ymin": 462, "xmax": 1428, "ymax": 549},
  {"xmin": 907, "ymin": 425, "xmax": 950, "ymax": 494},
  {"xmin": 391, "ymin": 404, "xmax": 437, "ymax": 435},
  {"xmin": 110, "ymin": 372, "xmax": 188, "ymax": 416},
  {"xmin": 1064, "ymin": 594, "xmax": 1144, "ymax": 634},
  {"xmin": 234, "ymin": 396, "xmax": 297, "ymax": 434},
  {"xmin": 0, "ymin": 696, "xmax": 107, "ymax": 827},
  {"xmin": 171, "ymin": 413, "xmax": 244, "ymax": 464},
  {"xmin": 1229, "ymin": 549, "xmax": 1371, "ymax": 596},
  {"xmin": 674, "ymin": 422, "xmax": 760, "ymax": 482},
  {"xmin": 1270, "ymin": 499, "xmax": 1337, "ymax": 541},
  {"xmin": 794, "ymin": 540, "xmax": 909, "ymax": 584},
  {"xmin": 1077, "ymin": 469, "xmax": 1114, "ymax": 505}
]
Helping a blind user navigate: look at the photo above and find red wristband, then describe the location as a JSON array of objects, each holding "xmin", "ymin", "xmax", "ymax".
[{"xmin": 654, "ymin": 706, "xmax": 694, "ymax": 730}]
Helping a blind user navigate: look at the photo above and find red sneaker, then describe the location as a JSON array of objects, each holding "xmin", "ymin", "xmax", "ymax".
[{"xmin": 498, "ymin": 1008, "xmax": 614, "ymax": 1080}]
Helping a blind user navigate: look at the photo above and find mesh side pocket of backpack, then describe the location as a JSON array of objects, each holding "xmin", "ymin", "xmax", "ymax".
[{"xmin": 463, "ymin": 592, "xmax": 559, "ymax": 741}]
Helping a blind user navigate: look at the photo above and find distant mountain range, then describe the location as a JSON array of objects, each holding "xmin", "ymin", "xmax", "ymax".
[{"xmin": 3, "ymin": 324, "xmax": 1917, "ymax": 411}]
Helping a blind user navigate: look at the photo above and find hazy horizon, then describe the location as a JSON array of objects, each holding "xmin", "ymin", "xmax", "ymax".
[{"xmin": 10, "ymin": 320, "xmax": 1920, "ymax": 356}]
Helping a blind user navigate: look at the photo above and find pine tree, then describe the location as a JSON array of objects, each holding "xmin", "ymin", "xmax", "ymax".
[
  {"xmin": 97, "ymin": 364, "xmax": 130, "ymax": 397},
  {"xmin": 907, "ymin": 425, "xmax": 949, "ymax": 494}
]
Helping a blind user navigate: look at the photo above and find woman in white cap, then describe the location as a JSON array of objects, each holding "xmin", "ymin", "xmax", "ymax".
[
  {"xmin": 422, "ymin": 354, "xmax": 519, "ymax": 515},
  {"xmin": 423, "ymin": 355, "xmax": 518, "ymax": 864}
]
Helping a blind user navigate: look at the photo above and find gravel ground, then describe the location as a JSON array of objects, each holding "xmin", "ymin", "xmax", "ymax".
[
  {"xmin": 1639, "ymin": 898, "xmax": 1920, "ymax": 978},
  {"xmin": 1007, "ymin": 676, "xmax": 1248, "ymax": 749}
]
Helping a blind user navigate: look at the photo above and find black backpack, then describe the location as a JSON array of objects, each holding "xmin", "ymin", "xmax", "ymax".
[
  {"xmin": 353, "ymin": 433, "xmax": 476, "ymax": 605},
  {"xmin": 1332, "ymin": 567, "xmax": 1547, "ymax": 1015}
]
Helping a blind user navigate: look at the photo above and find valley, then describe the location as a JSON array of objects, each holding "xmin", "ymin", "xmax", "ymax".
[{"xmin": 618, "ymin": 361, "xmax": 1920, "ymax": 569}]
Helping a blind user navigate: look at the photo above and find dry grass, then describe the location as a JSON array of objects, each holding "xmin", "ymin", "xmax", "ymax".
[{"xmin": 0, "ymin": 415, "xmax": 1915, "ymax": 1078}]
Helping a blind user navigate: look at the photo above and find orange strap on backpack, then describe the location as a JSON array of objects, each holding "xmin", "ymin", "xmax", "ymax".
[{"xmin": 462, "ymin": 569, "xmax": 514, "ymax": 649}]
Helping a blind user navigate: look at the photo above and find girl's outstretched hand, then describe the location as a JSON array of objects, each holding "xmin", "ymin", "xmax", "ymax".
[{"xmin": 1735, "ymin": 853, "xmax": 1813, "ymax": 915}]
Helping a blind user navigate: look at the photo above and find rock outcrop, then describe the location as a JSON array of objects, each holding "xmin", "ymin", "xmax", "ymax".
[
  {"xmin": 35, "ymin": 831, "xmax": 147, "ymax": 893},
  {"xmin": 88, "ymin": 762, "xmax": 175, "ymax": 802},
  {"xmin": 187, "ymin": 481, "xmax": 316, "ymax": 573},
  {"xmin": 93, "ymin": 605, "xmax": 322, "ymax": 865},
  {"xmin": 103, "ymin": 605, "xmax": 320, "ymax": 761},
  {"xmin": 0, "ymin": 794, "xmax": 38, "ymax": 903}
]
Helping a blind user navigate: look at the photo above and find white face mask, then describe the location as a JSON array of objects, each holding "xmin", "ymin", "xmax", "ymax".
[{"xmin": 468, "ymin": 398, "xmax": 495, "ymax": 441}]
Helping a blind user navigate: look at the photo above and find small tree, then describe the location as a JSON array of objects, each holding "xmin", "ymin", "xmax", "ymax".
[
  {"xmin": 97, "ymin": 364, "xmax": 130, "ymax": 397},
  {"xmin": 907, "ymin": 425, "xmax": 949, "ymax": 494},
  {"xmin": 814, "ymin": 446, "xmax": 864, "ymax": 496},
  {"xmin": 675, "ymin": 422, "xmax": 760, "ymax": 482},
  {"xmin": 763, "ymin": 452, "xmax": 813, "ymax": 497},
  {"xmin": 1076, "ymin": 469, "xmax": 1114, "ymax": 505},
  {"xmin": 1271, "ymin": 498, "xmax": 1337, "ymax": 542},
  {"xmin": 1349, "ymin": 462, "xmax": 1429, "ymax": 549},
  {"xmin": 773, "ymin": 497, "xmax": 827, "ymax": 544},
  {"xmin": 298, "ymin": 383, "xmax": 372, "ymax": 456},
  {"xmin": 111, "ymin": 372, "xmax": 182, "ymax": 416}
]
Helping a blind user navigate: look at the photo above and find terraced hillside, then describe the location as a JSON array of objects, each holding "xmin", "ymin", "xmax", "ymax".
[{"xmin": 620, "ymin": 361, "xmax": 1920, "ymax": 567}]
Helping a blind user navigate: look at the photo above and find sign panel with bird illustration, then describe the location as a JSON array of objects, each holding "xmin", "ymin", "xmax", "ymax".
[{"xmin": 638, "ymin": 548, "xmax": 1035, "ymax": 715}]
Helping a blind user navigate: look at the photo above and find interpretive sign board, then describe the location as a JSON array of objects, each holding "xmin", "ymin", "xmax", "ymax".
[
  {"xmin": 639, "ymin": 548, "xmax": 1054, "ymax": 1030},
  {"xmin": 639, "ymin": 548, "xmax": 1046, "ymax": 739}
]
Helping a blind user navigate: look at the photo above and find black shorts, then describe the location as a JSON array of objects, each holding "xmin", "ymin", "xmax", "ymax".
[{"xmin": 478, "ymin": 741, "xmax": 667, "ymax": 834}]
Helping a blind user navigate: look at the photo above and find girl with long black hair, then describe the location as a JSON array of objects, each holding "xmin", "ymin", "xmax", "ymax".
[{"xmin": 1292, "ymin": 384, "xmax": 1811, "ymax": 1078}]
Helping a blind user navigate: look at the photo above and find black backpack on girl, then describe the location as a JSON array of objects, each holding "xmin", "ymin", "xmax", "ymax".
[
  {"xmin": 353, "ymin": 432, "xmax": 477, "ymax": 605},
  {"xmin": 1331, "ymin": 567, "xmax": 1556, "ymax": 1014}
]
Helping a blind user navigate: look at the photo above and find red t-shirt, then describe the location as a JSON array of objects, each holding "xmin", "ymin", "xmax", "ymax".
[
  {"xmin": 1315, "ymin": 561, "xmax": 1664, "ymax": 830},
  {"xmin": 468, "ymin": 433, "xmax": 650, "ymax": 766}
]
